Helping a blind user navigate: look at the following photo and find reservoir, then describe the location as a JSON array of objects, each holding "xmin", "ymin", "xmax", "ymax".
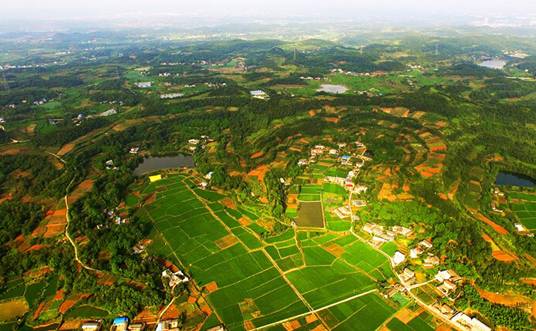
[
  {"xmin": 133, "ymin": 155, "xmax": 194, "ymax": 176},
  {"xmin": 478, "ymin": 59, "xmax": 507, "ymax": 70},
  {"xmin": 495, "ymin": 171, "xmax": 536, "ymax": 187},
  {"xmin": 317, "ymin": 84, "xmax": 348, "ymax": 94}
]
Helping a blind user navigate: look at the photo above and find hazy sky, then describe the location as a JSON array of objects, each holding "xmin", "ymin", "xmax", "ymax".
[{"xmin": 3, "ymin": 0, "xmax": 536, "ymax": 20}]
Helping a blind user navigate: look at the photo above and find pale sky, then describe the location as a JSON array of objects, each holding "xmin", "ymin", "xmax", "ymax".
[{"xmin": 3, "ymin": 0, "xmax": 536, "ymax": 20}]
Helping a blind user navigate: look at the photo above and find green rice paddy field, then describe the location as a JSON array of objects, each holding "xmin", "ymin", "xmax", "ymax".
[
  {"xmin": 138, "ymin": 174, "xmax": 398, "ymax": 330},
  {"xmin": 508, "ymin": 191, "xmax": 536, "ymax": 231}
]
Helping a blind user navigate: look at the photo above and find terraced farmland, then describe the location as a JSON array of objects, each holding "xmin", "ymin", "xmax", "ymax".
[{"xmin": 138, "ymin": 174, "xmax": 397, "ymax": 330}]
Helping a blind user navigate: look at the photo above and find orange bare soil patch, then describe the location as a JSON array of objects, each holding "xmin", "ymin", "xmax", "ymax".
[
  {"xmin": 133, "ymin": 309, "xmax": 159, "ymax": 324},
  {"xmin": 402, "ymin": 181, "xmax": 411, "ymax": 193},
  {"xmin": 482, "ymin": 233, "xmax": 518, "ymax": 262},
  {"xmin": 306, "ymin": 314, "xmax": 318, "ymax": 324},
  {"xmin": 59, "ymin": 320, "xmax": 83, "ymax": 330},
  {"xmin": 221, "ymin": 198, "xmax": 236, "ymax": 209},
  {"xmin": 521, "ymin": 278, "xmax": 536, "ymax": 286},
  {"xmin": 160, "ymin": 302, "xmax": 181, "ymax": 320},
  {"xmin": 492, "ymin": 251, "xmax": 518, "ymax": 262},
  {"xmin": 59, "ymin": 293, "xmax": 91, "ymax": 314},
  {"xmin": 282, "ymin": 320, "xmax": 301, "ymax": 331},
  {"xmin": 311, "ymin": 325, "xmax": 329, "ymax": 331},
  {"xmin": 215, "ymin": 235, "xmax": 239, "ymax": 249},
  {"xmin": 163, "ymin": 260, "xmax": 179, "ymax": 272},
  {"xmin": 378, "ymin": 183, "xmax": 397, "ymax": 201},
  {"xmin": 434, "ymin": 120, "xmax": 448, "ymax": 128},
  {"xmin": 259, "ymin": 196, "xmax": 269, "ymax": 204},
  {"xmin": 238, "ymin": 216, "xmax": 251, "ymax": 226},
  {"xmin": 33, "ymin": 302, "xmax": 46, "ymax": 320},
  {"xmin": 57, "ymin": 143, "xmax": 75, "ymax": 156},
  {"xmin": 205, "ymin": 281, "xmax": 218, "ymax": 293},
  {"xmin": 250, "ymin": 151, "xmax": 264, "ymax": 159},
  {"xmin": 429, "ymin": 145, "xmax": 447, "ymax": 152},
  {"xmin": 393, "ymin": 307, "xmax": 419, "ymax": 324},
  {"xmin": 474, "ymin": 212, "xmax": 509, "ymax": 235},
  {"xmin": 187, "ymin": 296, "xmax": 197, "ymax": 304},
  {"xmin": 25, "ymin": 266, "xmax": 52, "ymax": 278},
  {"xmin": 381, "ymin": 107, "xmax": 410, "ymax": 118},
  {"xmin": 67, "ymin": 179, "xmax": 94, "ymax": 204},
  {"xmin": 25, "ymin": 244, "xmax": 49, "ymax": 252},
  {"xmin": 244, "ymin": 320, "xmax": 255, "ymax": 330},
  {"xmin": 477, "ymin": 287, "xmax": 531, "ymax": 307},
  {"xmin": 96, "ymin": 272, "xmax": 115, "ymax": 286},
  {"xmin": 448, "ymin": 179, "xmax": 461, "ymax": 200},
  {"xmin": 54, "ymin": 289, "xmax": 65, "ymax": 301},
  {"xmin": 436, "ymin": 324, "xmax": 453, "ymax": 331},
  {"xmin": 248, "ymin": 164, "xmax": 269, "ymax": 182},
  {"xmin": 287, "ymin": 194, "xmax": 298, "ymax": 209},
  {"xmin": 43, "ymin": 215, "xmax": 67, "ymax": 238},
  {"xmin": 438, "ymin": 193, "xmax": 448, "ymax": 200},
  {"xmin": 323, "ymin": 117, "xmax": 340, "ymax": 123},
  {"xmin": 308, "ymin": 110, "xmax": 317, "ymax": 117},
  {"xmin": 144, "ymin": 193, "xmax": 157, "ymax": 205},
  {"xmin": 200, "ymin": 303, "xmax": 212, "ymax": 316},
  {"xmin": 323, "ymin": 243, "xmax": 345, "ymax": 257},
  {"xmin": 0, "ymin": 146, "xmax": 28, "ymax": 155}
]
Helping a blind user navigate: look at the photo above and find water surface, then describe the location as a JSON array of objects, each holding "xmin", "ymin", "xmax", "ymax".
[
  {"xmin": 134, "ymin": 155, "xmax": 194, "ymax": 176},
  {"xmin": 495, "ymin": 171, "xmax": 536, "ymax": 187}
]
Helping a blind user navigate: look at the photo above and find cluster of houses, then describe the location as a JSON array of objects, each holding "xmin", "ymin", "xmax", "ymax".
[
  {"xmin": 451, "ymin": 312, "xmax": 491, "ymax": 331},
  {"xmin": 101, "ymin": 208, "xmax": 128, "ymax": 226},
  {"xmin": 363, "ymin": 223, "xmax": 413, "ymax": 247},
  {"xmin": 162, "ymin": 268, "xmax": 189, "ymax": 288},
  {"xmin": 409, "ymin": 239, "xmax": 436, "ymax": 266},
  {"xmin": 187, "ymin": 135, "xmax": 212, "ymax": 152},
  {"xmin": 435, "ymin": 269, "xmax": 462, "ymax": 297},
  {"xmin": 82, "ymin": 317, "xmax": 145, "ymax": 331}
]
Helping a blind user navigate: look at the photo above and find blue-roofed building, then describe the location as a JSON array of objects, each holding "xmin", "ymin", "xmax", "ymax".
[{"xmin": 113, "ymin": 317, "xmax": 129, "ymax": 325}]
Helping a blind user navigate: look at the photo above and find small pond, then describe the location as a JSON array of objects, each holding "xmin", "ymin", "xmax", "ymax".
[
  {"xmin": 495, "ymin": 171, "xmax": 536, "ymax": 187},
  {"xmin": 133, "ymin": 155, "xmax": 194, "ymax": 176}
]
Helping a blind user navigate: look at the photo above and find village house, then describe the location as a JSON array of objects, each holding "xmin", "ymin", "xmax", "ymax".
[
  {"xmin": 410, "ymin": 246, "xmax": 424, "ymax": 259},
  {"xmin": 326, "ymin": 176, "xmax": 345, "ymax": 186},
  {"xmin": 135, "ymin": 82, "xmax": 152, "ymax": 88},
  {"xmin": 162, "ymin": 269, "xmax": 189, "ymax": 288},
  {"xmin": 340, "ymin": 155, "xmax": 352, "ymax": 165},
  {"xmin": 250, "ymin": 90, "xmax": 269, "ymax": 99},
  {"xmin": 352, "ymin": 200, "xmax": 367, "ymax": 207},
  {"xmin": 81, "ymin": 321, "xmax": 101, "ymax": 331},
  {"xmin": 418, "ymin": 239, "xmax": 433, "ymax": 250},
  {"xmin": 393, "ymin": 251, "xmax": 406, "ymax": 266},
  {"xmin": 298, "ymin": 159, "xmax": 309, "ymax": 167},
  {"xmin": 451, "ymin": 313, "xmax": 491, "ymax": 331},
  {"xmin": 352, "ymin": 185, "xmax": 368, "ymax": 194},
  {"xmin": 433, "ymin": 304, "xmax": 456, "ymax": 318},
  {"xmin": 399, "ymin": 268, "xmax": 415, "ymax": 283},
  {"xmin": 392, "ymin": 226, "xmax": 413, "ymax": 237},
  {"xmin": 128, "ymin": 323, "xmax": 145, "ymax": 331},
  {"xmin": 329, "ymin": 148, "xmax": 338, "ymax": 156},
  {"xmin": 423, "ymin": 255, "xmax": 440, "ymax": 268},
  {"xmin": 156, "ymin": 319, "xmax": 181, "ymax": 331},
  {"xmin": 129, "ymin": 147, "xmax": 140, "ymax": 154},
  {"xmin": 334, "ymin": 206, "xmax": 352, "ymax": 219},
  {"xmin": 160, "ymin": 93, "xmax": 184, "ymax": 99},
  {"xmin": 372, "ymin": 236, "xmax": 388, "ymax": 245},
  {"xmin": 111, "ymin": 317, "xmax": 129, "ymax": 331}
]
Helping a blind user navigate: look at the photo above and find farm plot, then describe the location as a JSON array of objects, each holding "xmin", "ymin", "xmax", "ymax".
[
  {"xmin": 296, "ymin": 201, "xmax": 324, "ymax": 228},
  {"xmin": 139, "ymin": 174, "xmax": 399, "ymax": 331},
  {"xmin": 508, "ymin": 192, "xmax": 536, "ymax": 231},
  {"xmin": 317, "ymin": 292, "xmax": 396, "ymax": 331},
  {"xmin": 140, "ymin": 175, "xmax": 309, "ymax": 330}
]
